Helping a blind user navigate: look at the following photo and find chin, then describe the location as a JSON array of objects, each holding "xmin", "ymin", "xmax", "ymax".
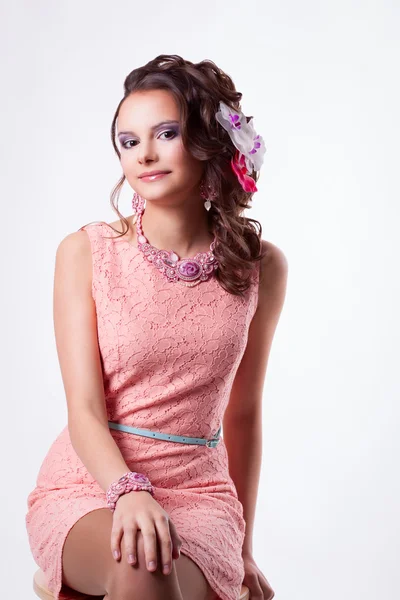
[{"xmin": 140, "ymin": 185, "xmax": 181, "ymax": 201}]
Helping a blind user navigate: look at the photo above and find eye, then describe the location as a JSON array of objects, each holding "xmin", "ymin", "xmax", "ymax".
[
  {"xmin": 159, "ymin": 129, "xmax": 177, "ymax": 140},
  {"xmin": 121, "ymin": 129, "xmax": 177, "ymax": 149},
  {"xmin": 121, "ymin": 139, "xmax": 138, "ymax": 149}
]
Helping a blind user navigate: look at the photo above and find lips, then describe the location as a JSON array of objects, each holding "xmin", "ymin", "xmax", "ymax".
[
  {"xmin": 139, "ymin": 172, "xmax": 171, "ymax": 182},
  {"xmin": 139, "ymin": 170, "xmax": 170, "ymax": 178}
]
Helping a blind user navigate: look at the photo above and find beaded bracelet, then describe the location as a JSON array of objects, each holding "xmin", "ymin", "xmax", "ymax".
[{"xmin": 106, "ymin": 471, "xmax": 154, "ymax": 511}]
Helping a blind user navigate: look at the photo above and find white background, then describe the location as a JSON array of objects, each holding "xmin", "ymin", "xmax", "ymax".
[{"xmin": 1, "ymin": 1, "xmax": 399, "ymax": 599}]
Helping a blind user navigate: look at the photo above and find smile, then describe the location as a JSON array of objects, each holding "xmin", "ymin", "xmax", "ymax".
[{"xmin": 140, "ymin": 173, "xmax": 170, "ymax": 182}]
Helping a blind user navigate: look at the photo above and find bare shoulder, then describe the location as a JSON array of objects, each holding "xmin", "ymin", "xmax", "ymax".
[
  {"xmin": 54, "ymin": 230, "xmax": 93, "ymax": 292},
  {"xmin": 255, "ymin": 239, "xmax": 289, "ymax": 314},
  {"xmin": 259, "ymin": 239, "xmax": 288, "ymax": 289},
  {"xmin": 260, "ymin": 239, "xmax": 288, "ymax": 278},
  {"xmin": 56, "ymin": 229, "xmax": 92, "ymax": 260}
]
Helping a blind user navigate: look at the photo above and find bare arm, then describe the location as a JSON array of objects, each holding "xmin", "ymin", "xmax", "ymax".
[
  {"xmin": 53, "ymin": 229, "xmax": 131, "ymax": 494},
  {"xmin": 223, "ymin": 241, "xmax": 289, "ymax": 555}
]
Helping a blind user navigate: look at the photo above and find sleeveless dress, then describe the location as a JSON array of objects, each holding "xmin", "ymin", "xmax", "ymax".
[{"xmin": 25, "ymin": 221, "xmax": 260, "ymax": 600}]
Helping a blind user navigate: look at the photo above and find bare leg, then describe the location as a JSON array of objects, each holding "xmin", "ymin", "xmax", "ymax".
[
  {"xmin": 62, "ymin": 507, "xmax": 183, "ymax": 599},
  {"xmin": 175, "ymin": 552, "xmax": 218, "ymax": 600}
]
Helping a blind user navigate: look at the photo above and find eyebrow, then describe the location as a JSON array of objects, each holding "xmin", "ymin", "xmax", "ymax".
[{"xmin": 117, "ymin": 120, "xmax": 179, "ymax": 138}]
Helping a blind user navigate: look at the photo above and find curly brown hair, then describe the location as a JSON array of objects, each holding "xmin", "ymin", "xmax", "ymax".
[{"xmin": 104, "ymin": 53, "xmax": 266, "ymax": 297}]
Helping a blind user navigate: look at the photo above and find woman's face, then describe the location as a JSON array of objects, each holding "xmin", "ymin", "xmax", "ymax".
[{"xmin": 116, "ymin": 89, "xmax": 204, "ymax": 203}]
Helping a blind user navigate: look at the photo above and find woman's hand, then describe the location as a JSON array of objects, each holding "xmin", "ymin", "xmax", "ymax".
[
  {"xmin": 110, "ymin": 490, "xmax": 183, "ymax": 575},
  {"xmin": 242, "ymin": 551, "xmax": 275, "ymax": 599}
]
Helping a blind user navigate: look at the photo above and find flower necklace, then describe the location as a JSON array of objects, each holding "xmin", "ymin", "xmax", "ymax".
[{"xmin": 132, "ymin": 193, "xmax": 219, "ymax": 287}]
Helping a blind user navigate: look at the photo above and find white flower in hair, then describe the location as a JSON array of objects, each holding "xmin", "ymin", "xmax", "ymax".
[{"xmin": 215, "ymin": 101, "xmax": 266, "ymax": 173}]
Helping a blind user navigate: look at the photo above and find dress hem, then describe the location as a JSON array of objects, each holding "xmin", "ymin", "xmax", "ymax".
[
  {"xmin": 178, "ymin": 543, "xmax": 240, "ymax": 600},
  {"xmin": 49, "ymin": 505, "xmax": 240, "ymax": 600}
]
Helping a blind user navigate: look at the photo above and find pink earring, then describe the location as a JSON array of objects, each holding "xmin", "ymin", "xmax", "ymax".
[
  {"xmin": 200, "ymin": 180, "xmax": 218, "ymax": 211},
  {"xmin": 132, "ymin": 192, "xmax": 145, "ymax": 215}
]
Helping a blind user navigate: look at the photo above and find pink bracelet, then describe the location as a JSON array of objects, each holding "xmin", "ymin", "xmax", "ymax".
[{"xmin": 106, "ymin": 471, "xmax": 154, "ymax": 511}]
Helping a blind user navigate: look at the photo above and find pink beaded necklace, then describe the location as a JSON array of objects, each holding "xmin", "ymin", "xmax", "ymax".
[{"xmin": 132, "ymin": 192, "xmax": 219, "ymax": 288}]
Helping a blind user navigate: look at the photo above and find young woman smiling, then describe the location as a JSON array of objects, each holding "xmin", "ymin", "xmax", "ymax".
[{"xmin": 26, "ymin": 54, "xmax": 287, "ymax": 600}]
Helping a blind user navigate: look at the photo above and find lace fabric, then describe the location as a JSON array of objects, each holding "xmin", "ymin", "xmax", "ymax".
[{"xmin": 25, "ymin": 221, "xmax": 260, "ymax": 600}]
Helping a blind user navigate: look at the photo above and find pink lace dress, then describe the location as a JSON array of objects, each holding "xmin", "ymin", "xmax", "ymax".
[{"xmin": 25, "ymin": 222, "xmax": 260, "ymax": 600}]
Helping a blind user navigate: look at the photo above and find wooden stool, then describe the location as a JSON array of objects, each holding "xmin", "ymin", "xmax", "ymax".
[{"xmin": 33, "ymin": 568, "xmax": 250, "ymax": 599}]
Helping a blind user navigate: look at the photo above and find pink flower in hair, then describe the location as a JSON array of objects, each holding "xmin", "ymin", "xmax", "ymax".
[
  {"xmin": 231, "ymin": 150, "xmax": 258, "ymax": 193},
  {"xmin": 216, "ymin": 101, "xmax": 265, "ymax": 192}
]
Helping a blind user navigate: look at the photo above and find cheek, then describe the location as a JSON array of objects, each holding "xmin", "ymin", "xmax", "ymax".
[
  {"xmin": 120, "ymin": 155, "xmax": 139, "ymax": 189},
  {"xmin": 165, "ymin": 142, "xmax": 187, "ymax": 167},
  {"xmin": 167, "ymin": 146, "xmax": 201, "ymax": 179},
  {"xmin": 120, "ymin": 153, "xmax": 133, "ymax": 172}
]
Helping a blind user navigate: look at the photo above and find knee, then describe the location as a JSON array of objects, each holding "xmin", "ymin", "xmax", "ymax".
[
  {"xmin": 106, "ymin": 530, "xmax": 160, "ymax": 593},
  {"xmin": 120, "ymin": 529, "xmax": 155, "ymax": 571}
]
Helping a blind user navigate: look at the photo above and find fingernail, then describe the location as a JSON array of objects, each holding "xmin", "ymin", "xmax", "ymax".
[
  {"xmin": 113, "ymin": 550, "xmax": 119, "ymax": 559},
  {"xmin": 163, "ymin": 564, "xmax": 170, "ymax": 574},
  {"xmin": 148, "ymin": 561, "xmax": 156, "ymax": 569},
  {"xmin": 128, "ymin": 554, "xmax": 135, "ymax": 563}
]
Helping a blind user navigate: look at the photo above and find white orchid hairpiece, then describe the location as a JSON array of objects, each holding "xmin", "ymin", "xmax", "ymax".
[{"xmin": 215, "ymin": 101, "xmax": 266, "ymax": 192}]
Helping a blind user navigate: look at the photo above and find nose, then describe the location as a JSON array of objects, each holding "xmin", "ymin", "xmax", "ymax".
[{"xmin": 137, "ymin": 140, "xmax": 157, "ymax": 165}]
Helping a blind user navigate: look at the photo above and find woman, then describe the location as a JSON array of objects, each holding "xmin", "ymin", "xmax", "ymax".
[{"xmin": 26, "ymin": 54, "xmax": 288, "ymax": 600}]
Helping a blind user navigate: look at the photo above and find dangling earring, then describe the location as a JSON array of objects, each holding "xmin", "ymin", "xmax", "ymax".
[
  {"xmin": 132, "ymin": 191, "xmax": 145, "ymax": 215},
  {"xmin": 200, "ymin": 179, "xmax": 218, "ymax": 211}
]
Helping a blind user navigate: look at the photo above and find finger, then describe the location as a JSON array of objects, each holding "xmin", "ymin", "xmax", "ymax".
[
  {"xmin": 123, "ymin": 523, "xmax": 138, "ymax": 565},
  {"xmin": 154, "ymin": 515, "xmax": 173, "ymax": 575},
  {"xmin": 260, "ymin": 579, "xmax": 275, "ymax": 599},
  {"xmin": 141, "ymin": 525, "xmax": 158, "ymax": 572},
  {"xmin": 257, "ymin": 572, "xmax": 274, "ymax": 598},
  {"xmin": 249, "ymin": 575, "xmax": 264, "ymax": 599},
  {"xmin": 110, "ymin": 522, "xmax": 123, "ymax": 561},
  {"xmin": 169, "ymin": 520, "xmax": 182, "ymax": 559}
]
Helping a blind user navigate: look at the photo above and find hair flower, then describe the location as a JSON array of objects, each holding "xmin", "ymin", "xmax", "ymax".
[
  {"xmin": 231, "ymin": 150, "xmax": 258, "ymax": 193},
  {"xmin": 215, "ymin": 101, "xmax": 266, "ymax": 192}
]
